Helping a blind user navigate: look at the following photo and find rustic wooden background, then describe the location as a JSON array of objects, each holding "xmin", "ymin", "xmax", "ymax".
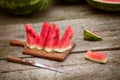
[{"xmin": 0, "ymin": 1, "xmax": 120, "ymax": 80}]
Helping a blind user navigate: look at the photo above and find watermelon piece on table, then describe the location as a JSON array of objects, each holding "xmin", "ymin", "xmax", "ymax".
[
  {"xmin": 85, "ymin": 50, "xmax": 107, "ymax": 63},
  {"xmin": 44, "ymin": 23, "xmax": 60, "ymax": 52},
  {"xmin": 25, "ymin": 24, "xmax": 39, "ymax": 49},
  {"xmin": 84, "ymin": 29, "xmax": 102, "ymax": 41},
  {"xmin": 55, "ymin": 25, "xmax": 74, "ymax": 52},
  {"xmin": 37, "ymin": 22, "xmax": 51, "ymax": 50}
]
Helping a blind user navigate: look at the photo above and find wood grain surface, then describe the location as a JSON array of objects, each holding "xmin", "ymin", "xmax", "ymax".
[{"xmin": 0, "ymin": 1, "xmax": 120, "ymax": 80}]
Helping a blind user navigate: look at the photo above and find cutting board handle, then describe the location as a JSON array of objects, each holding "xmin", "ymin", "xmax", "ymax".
[
  {"xmin": 7, "ymin": 55, "xmax": 34, "ymax": 65},
  {"xmin": 10, "ymin": 40, "xmax": 25, "ymax": 47}
]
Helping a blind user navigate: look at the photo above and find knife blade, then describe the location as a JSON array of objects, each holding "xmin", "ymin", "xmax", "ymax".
[{"xmin": 6, "ymin": 55, "xmax": 67, "ymax": 73}]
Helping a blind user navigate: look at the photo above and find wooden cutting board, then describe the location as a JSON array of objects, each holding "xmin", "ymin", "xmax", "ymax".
[{"xmin": 10, "ymin": 40, "xmax": 76, "ymax": 61}]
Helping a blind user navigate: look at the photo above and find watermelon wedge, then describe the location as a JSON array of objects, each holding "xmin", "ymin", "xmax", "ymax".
[
  {"xmin": 37, "ymin": 22, "xmax": 51, "ymax": 50},
  {"xmin": 44, "ymin": 23, "xmax": 60, "ymax": 52},
  {"xmin": 85, "ymin": 50, "xmax": 107, "ymax": 63},
  {"xmin": 25, "ymin": 24, "xmax": 39, "ymax": 49},
  {"xmin": 84, "ymin": 29, "xmax": 102, "ymax": 41},
  {"xmin": 55, "ymin": 26, "xmax": 74, "ymax": 52}
]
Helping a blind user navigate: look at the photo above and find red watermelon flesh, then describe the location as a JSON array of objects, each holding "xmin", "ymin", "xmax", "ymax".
[
  {"xmin": 37, "ymin": 22, "xmax": 51, "ymax": 50},
  {"xmin": 44, "ymin": 23, "xmax": 60, "ymax": 52},
  {"xmin": 85, "ymin": 50, "xmax": 107, "ymax": 63},
  {"xmin": 103, "ymin": 0, "xmax": 120, "ymax": 2},
  {"xmin": 25, "ymin": 24, "xmax": 39, "ymax": 49},
  {"xmin": 55, "ymin": 26, "xmax": 74, "ymax": 52}
]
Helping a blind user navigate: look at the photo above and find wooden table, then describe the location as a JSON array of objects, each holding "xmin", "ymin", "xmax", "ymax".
[{"xmin": 0, "ymin": 1, "xmax": 120, "ymax": 80}]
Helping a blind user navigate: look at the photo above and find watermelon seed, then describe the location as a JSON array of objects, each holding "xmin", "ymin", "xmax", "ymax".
[
  {"xmin": 33, "ymin": 35, "xmax": 36, "ymax": 38},
  {"xmin": 28, "ymin": 30, "xmax": 31, "ymax": 34},
  {"xmin": 69, "ymin": 36, "xmax": 72, "ymax": 39},
  {"xmin": 54, "ymin": 37, "xmax": 58, "ymax": 40}
]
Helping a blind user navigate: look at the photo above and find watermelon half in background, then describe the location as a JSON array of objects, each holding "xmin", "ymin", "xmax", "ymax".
[
  {"xmin": 55, "ymin": 26, "xmax": 74, "ymax": 53},
  {"xmin": 0, "ymin": 0, "xmax": 52, "ymax": 15},
  {"xmin": 37, "ymin": 22, "xmax": 51, "ymax": 50},
  {"xmin": 87, "ymin": 0, "xmax": 120, "ymax": 11},
  {"xmin": 44, "ymin": 23, "xmax": 60, "ymax": 52},
  {"xmin": 85, "ymin": 50, "xmax": 107, "ymax": 63},
  {"xmin": 25, "ymin": 24, "xmax": 39, "ymax": 49}
]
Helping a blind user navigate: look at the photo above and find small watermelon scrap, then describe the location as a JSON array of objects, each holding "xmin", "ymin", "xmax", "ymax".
[
  {"xmin": 55, "ymin": 26, "xmax": 74, "ymax": 52},
  {"xmin": 85, "ymin": 50, "xmax": 107, "ymax": 63},
  {"xmin": 44, "ymin": 23, "xmax": 60, "ymax": 52},
  {"xmin": 25, "ymin": 24, "xmax": 39, "ymax": 49},
  {"xmin": 37, "ymin": 22, "xmax": 51, "ymax": 50},
  {"xmin": 84, "ymin": 29, "xmax": 102, "ymax": 41}
]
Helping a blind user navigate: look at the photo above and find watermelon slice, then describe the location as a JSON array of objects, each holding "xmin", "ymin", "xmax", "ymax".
[
  {"xmin": 85, "ymin": 50, "xmax": 107, "ymax": 63},
  {"xmin": 55, "ymin": 26, "xmax": 74, "ymax": 52},
  {"xmin": 25, "ymin": 24, "xmax": 39, "ymax": 49},
  {"xmin": 44, "ymin": 23, "xmax": 60, "ymax": 52},
  {"xmin": 37, "ymin": 22, "xmax": 51, "ymax": 50},
  {"xmin": 84, "ymin": 29, "xmax": 102, "ymax": 41}
]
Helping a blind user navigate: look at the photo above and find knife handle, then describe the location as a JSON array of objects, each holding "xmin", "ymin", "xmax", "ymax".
[{"xmin": 7, "ymin": 55, "xmax": 34, "ymax": 65}]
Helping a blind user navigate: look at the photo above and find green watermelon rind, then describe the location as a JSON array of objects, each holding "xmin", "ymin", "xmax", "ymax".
[
  {"xmin": 0, "ymin": 0, "xmax": 52, "ymax": 15},
  {"xmin": 87, "ymin": 0, "xmax": 120, "ymax": 11},
  {"xmin": 84, "ymin": 29, "xmax": 102, "ymax": 41}
]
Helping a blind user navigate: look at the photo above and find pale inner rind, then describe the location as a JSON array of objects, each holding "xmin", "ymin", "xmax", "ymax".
[
  {"xmin": 55, "ymin": 46, "xmax": 72, "ymax": 52},
  {"xmin": 36, "ymin": 46, "xmax": 43, "ymax": 50},
  {"xmin": 27, "ymin": 43, "xmax": 36, "ymax": 49},
  {"xmin": 44, "ymin": 48, "xmax": 53, "ymax": 52}
]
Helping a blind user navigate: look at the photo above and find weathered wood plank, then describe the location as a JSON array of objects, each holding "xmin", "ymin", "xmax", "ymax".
[
  {"xmin": 0, "ymin": 1, "xmax": 120, "ymax": 80},
  {"xmin": 54, "ymin": 51, "xmax": 120, "ymax": 80},
  {"xmin": 0, "ymin": 17, "xmax": 120, "ymax": 40},
  {"xmin": 0, "ymin": 69, "xmax": 56, "ymax": 80},
  {"xmin": 0, "ymin": 18, "xmax": 120, "ymax": 59},
  {"xmin": 0, "ymin": 46, "xmax": 32, "ymax": 59},
  {"xmin": 1, "ymin": 50, "xmax": 119, "ymax": 72},
  {"xmin": 0, "ymin": 50, "xmax": 120, "ymax": 80}
]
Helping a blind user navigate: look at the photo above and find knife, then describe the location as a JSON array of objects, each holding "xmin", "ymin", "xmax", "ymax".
[{"xmin": 6, "ymin": 55, "xmax": 67, "ymax": 74}]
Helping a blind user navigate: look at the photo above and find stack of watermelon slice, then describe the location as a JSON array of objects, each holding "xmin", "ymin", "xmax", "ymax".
[{"xmin": 25, "ymin": 22, "xmax": 74, "ymax": 53}]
